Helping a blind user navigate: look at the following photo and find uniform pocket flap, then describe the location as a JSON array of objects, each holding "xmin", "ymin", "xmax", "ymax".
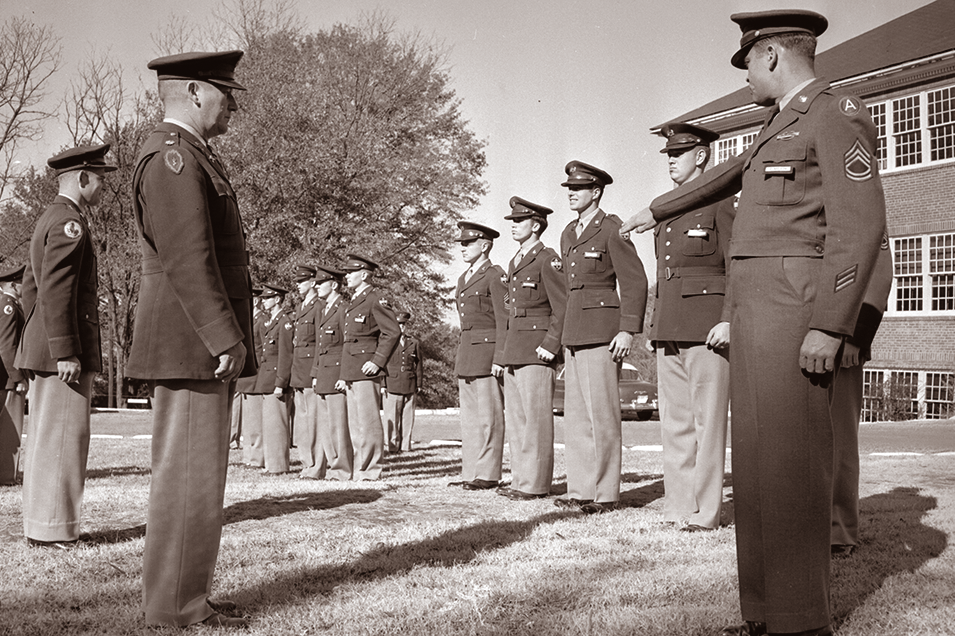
[{"xmin": 681, "ymin": 276, "xmax": 726, "ymax": 297}]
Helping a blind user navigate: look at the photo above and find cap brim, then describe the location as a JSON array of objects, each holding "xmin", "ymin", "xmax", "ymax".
[
  {"xmin": 731, "ymin": 45, "xmax": 750, "ymax": 69},
  {"xmin": 208, "ymin": 78, "xmax": 247, "ymax": 91}
]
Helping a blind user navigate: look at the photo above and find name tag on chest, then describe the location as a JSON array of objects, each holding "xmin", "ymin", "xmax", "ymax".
[
  {"xmin": 584, "ymin": 251, "xmax": 602, "ymax": 259},
  {"xmin": 522, "ymin": 282, "xmax": 537, "ymax": 289},
  {"xmin": 764, "ymin": 165, "xmax": 795, "ymax": 175},
  {"xmin": 687, "ymin": 229, "xmax": 709, "ymax": 238},
  {"xmin": 354, "ymin": 315, "xmax": 366, "ymax": 323}
]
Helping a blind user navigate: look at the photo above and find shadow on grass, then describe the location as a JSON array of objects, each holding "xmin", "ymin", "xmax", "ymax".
[
  {"xmin": 234, "ymin": 510, "xmax": 576, "ymax": 612},
  {"xmin": 830, "ymin": 486, "xmax": 947, "ymax": 629},
  {"xmin": 86, "ymin": 465, "xmax": 151, "ymax": 479},
  {"xmin": 382, "ymin": 448, "xmax": 461, "ymax": 479},
  {"xmin": 80, "ymin": 489, "xmax": 383, "ymax": 545}
]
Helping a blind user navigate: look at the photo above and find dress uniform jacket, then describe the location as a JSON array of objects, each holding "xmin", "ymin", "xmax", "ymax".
[
  {"xmin": 252, "ymin": 309, "xmax": 293, "ymax": 394},
  {"xmin": 291, "ymin": 297, "xmax": 320, "ymax": 389},
  {"xmin": 385, "ymin": 336, "xmax": 422, "ymax": 394},
  {"xmin": 649, "ymin": 79, "xmax": 886, "ymax": 633},
  {"xmin": 501, "ymin": 242, "xmax": 566, "ymax": 364},
  {"xmin": 339, "ymin": 288, "xmax": 400, "ymax": 382},
  {"xmin": 127, "ymin": 122, "xmax": 255, "ymax": 380},
  {"xmin": 312, "ymin": 296, "xmax": 345, "ymax": 394},
  {"xmin": 16, "ymin": 197, "xmax": 101, "ymax": 373},
  {"xmin": 559, "ymin": 210, "xmax": 647, "ymax": 346},
  {"xmin": 454, "ymin": 261, "xmax": 507, "ymax": 376},
  {"xmin": 648, "ymin": 199, "xmax": 735, "ymax": 342},
  {"xmin": 0, "ymin": 292, "xmax": 24, "ymax": 389}
]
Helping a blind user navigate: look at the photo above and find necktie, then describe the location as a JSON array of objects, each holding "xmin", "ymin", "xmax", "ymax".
[
  {"xmin": 576, "ymin": 220, "xmax": 585, "ymax": 238},
  {"xmin": 513, "ymin": 250, "xmax": 522, "ymax": 267}
]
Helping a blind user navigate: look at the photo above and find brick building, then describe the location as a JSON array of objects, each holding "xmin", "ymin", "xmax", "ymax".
[{"xmin": 656, "ymin": 1, "xmax": 955, "ymax": 421}]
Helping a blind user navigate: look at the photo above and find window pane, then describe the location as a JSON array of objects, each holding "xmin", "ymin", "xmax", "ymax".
[
  {"xmin": 928, "ymin": 87, "xmax": 955, "ymax": 160},
  {"xmin": 930, "ymin": 234, "xmax": 955, "ymax": 311},
  {"xmin": 893, "ymin": 96, "xmax": 922, "ymax": 167},
  {"xmin": 862, "ymin": 369, "xmax": 885, "ymax": 422},
  {"xmin": 925, "ymin": 372, "xmax": 955, "ymax": 419},
  {"xmin": 868, "ymin": 102, "xmax": 888, "ymax": 170}
]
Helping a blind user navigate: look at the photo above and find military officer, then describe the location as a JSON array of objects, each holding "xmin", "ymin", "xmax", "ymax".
[
  {"xmin": 0, "ymin": 264, "xmax": 26, "ymax": 486},
  {"xmin": 496, "ymin": 198, "xmax": 566, "ymax": 501},
  {"xmin": 451, "ymin": 221, "xmax": 508, "ymax": 491},
  {"xmin": 650, "ymin": 123, "xmax": 734, "ymax": 532},
  {"xmin": 621, "ymin": 11, "xmax": 886, "ymax": 636},
  {"xmin": 831, "ymin": 244, "xmax": 893, "ymax": 558},
  {"xmin": 251, "ymin": 284, "xmax": 293, "ymax": 474},
  {"xmin": 337, "ymin": 254, "xmax": 399, "ymax": 480},
  {"xmin": 310, "ymin": 265, "xmax": 352, "ymax": 480},
  {"xmin": 290, "ymin": 265, "xmax": 325, "ymax": 478},
  {"xmin": 129, "ymin": 51, "xmax": 255, "ymax": 628},
  {"xmin": 16, "ymin": 144, "xmax": 115, "ymax": 546},
  {"xmin": 558, "ymin": 161, "xmax": 647, "ymax": 514},
  {"xmin": 383, "ymin": 312, "xmax": 423, "ymax": 453}
]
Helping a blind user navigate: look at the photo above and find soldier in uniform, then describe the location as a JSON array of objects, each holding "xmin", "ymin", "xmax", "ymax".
[
  {"xmin": 451, "ymin": 221, "xmax": 508, "ymax": 491},
  {"xmin": 16, "ymin": 144, "xmax": 115, "ymax": 546},
  {"xmin": 252, "ymin": 284, "xmax": 293, "ymax": 474},
  {"xmin": 129, "ymin": 51, "xmax": 255, "ymax": 628},
  {"xmin": 496, "ymin": 198, "xmax": 566, "ymax": 501},
  {"xmin": 650, "ymin": 123, "xmax": 734, "ymax": 532},
  {"xmin": 337, "ymin": 254, "xmax": 399, "ymax": 480},
  {"xmin": 621, "ymin": 11, "xmax": 886, "ymax": 636},
  {"xmin": 310, "ymin": 265, "xmax": 352, "ymax": 480},
  {"xmin": 290, "ymin": 265, "xmax": 325, "ymax": 478},
  {"xmin": 383, "ymin": 312, "xmax": 423, "ymax": 453},
  {"xmin": 557, "ymin": 161, "xmax": 647, "ymax": 514},
  {"xmin": 0, "ymin": 264, "xmax": 26, "ymax": 486}
]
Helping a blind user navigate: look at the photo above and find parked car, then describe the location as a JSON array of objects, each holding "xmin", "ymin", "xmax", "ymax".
[{"xmin": 553, "ymin": 362, "xmax": 658, "ymax": 421}]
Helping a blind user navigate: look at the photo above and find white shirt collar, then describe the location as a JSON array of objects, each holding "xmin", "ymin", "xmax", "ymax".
[
  {"xmin": 59, "ymin": 193, "xmax": 83, "ymax": 211},
  {"xmin": 164, "ymin": 118, "xmax": 207, "ymax": 147},
  {"xmin": 576, "ymin": 207, "xmax": 600, "ymax": 232},
  {"xmin": 778, "ymin": 78, "xmax": 816, "ymax": 112}
]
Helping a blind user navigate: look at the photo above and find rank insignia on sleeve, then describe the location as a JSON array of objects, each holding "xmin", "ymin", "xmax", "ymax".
[
  {"xmin": 835, "ymin": 264, "xmax": 858, "ymax": 293},
  {"xmin": 64, "ymin": 220, "xmax": 83, "ymax": 239},
  {"xmin": 844, "ymin": 140, "xmax": 873, "ymax": 182},
  {"xmin": 550, "ymin": 257, "xmax": 562, "ymax": 272},
  {"xmin": 3, "ymin": 305, "xmax": 12, "ymax": 315},
  {"xmin": 164, "ymin": 149, "xmax": 184, "ymax": 175},
  {"xmin": 839, "ymin": 96, "xmax": 861, "ymax": 116}
]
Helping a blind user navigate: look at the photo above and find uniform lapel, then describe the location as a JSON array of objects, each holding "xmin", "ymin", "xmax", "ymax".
[{"xmin": 573, "ymin": 209, "xmax": 606, "ymax": 247}]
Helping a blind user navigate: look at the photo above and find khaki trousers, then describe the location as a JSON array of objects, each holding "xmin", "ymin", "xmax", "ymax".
[
  {"xmin": 22, "ymin": 372, "xmax": 92, "ymax": 541},
  {"xmin": 382, "ymin": 391, "xmax": 416, "ymax": 452},
  {"xmin": 241, "ymin": 394, "xmax": 264, "ymax": 467},
  {"xmin": 458, "ymin": 375, "xmax": 504, "ymax": 482},
  {"xmin": 657, "ymin": 341, "xmax": 730, "ymax": 528},
  {"xmin": 294, "ymin": 388, "xmax": 326, "ymax": 478},
  {"xmin": 563, "ymin": 345, "xmax": 621, "ymax": 503},
  {"xmin": 345, "ymin": 379, "xmax": 384, "ymax": 480},
  {"xmin": 503, "ymin": 365, "xmax": 555, "ymax": 495},
  {"xmin": 316, "ymin": 392, "xmax": 351, "ymax": 480},
  {"xmin": 142, "ymin": 379, "xmax": 232, "ymax": 626},
  {"xmin": 1, "ymin": 389, "xmax": 25, "ymax": 485},
  {"xmin": 831, "ymin": 361, "xmax": 863, "ymax": 547},
  {"xmin": 261, "ymin": 392, "xmax": 290, "ymax": 473}
]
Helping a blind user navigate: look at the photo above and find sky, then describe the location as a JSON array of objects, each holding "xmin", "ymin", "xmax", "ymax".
[{"xmin": 1, "ymin": 0, "xmax": 938, "ymax": 279}]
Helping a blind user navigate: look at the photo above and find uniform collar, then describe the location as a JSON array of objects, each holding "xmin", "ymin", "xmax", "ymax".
[
  {"xmin": 778, "ymin": 77, "xmax": 817, "ymax": 112},
  {"xmin": 163, "ymin": 118, "xmax": 207, "ymax": 147}
]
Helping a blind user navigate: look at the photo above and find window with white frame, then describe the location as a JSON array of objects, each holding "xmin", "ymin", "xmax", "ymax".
[
  {"xmin": 925, "ymin": 372, "xmax": 955, "ymax": 419},
  {"xmin": 890, "ymin": 232, "xmax": 955, "ymax": 315},
  {"xmin": 714, "ymin": 131, "xmax": 759, "ymax": 165},
  {"xmin": 864, "ymin": 369, "xmax": 955, "ymax": 421},
  {"xmin": 862, "ymin": 369, "xmax": 885, "ymax": 422},
  {"xmin": 866, "ymin": 84, "xmax": 955, "ymax": 171}
]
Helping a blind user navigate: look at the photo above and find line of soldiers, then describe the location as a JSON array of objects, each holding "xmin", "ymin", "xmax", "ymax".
[
  {"xmin": 448, "ymin": 161, "xmax": 649, "ymax": 515},
  {"xmin": 231, "ymin": 257, "xmax": 423, "ymax": 482}
]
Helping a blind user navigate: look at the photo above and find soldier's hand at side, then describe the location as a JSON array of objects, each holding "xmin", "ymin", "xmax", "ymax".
[
  {"xmin": 536, "ymin": 347, "xmax": 555, "ymax": 363},
  {"xmin": 608, "ymin": 332, "xmax": 633, "ymax": 362},
  {"xmin": 215, "ymin": 342, "xmax": 246, "ymax": 383},
  {"xmin": 272, "ymin": 387, "xmax": 283, "ymax": 396},
  {"xmin": 57, "ymin": 356, "xmax": 81, "ymax": 384},
  {"xmin": 619, "ymin": 207, "xmax": 657, "ymax": 235},
  {"xmin": 799, "ymin": 329, "xmax": 841, "ymax": 375},
  {"xmin": 491, "ymin": 363, "xmax": 504, "ymax": 378},
  {"xmin": 15, "ymin": 380, "xmax": 28, "ymax": 394},
  {"xmin": 841, "ymin": 342, "xmax": 861, "ymax": 368},
  {"xmin": 705, "ymin": 322, "xmax": 730, "ymax": 350},
  {"xmin": 361, "ymin": 361, "xmax": 380, "ymax": 376},
  {"xmin": 334, "ymin": 379, "xmax": 347, "ymax": 393}
]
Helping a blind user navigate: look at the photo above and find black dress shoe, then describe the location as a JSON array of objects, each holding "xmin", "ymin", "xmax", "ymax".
[
  {"xmin": 720, "ymin": 621, "xmax": 767, "ymax": 636},
  {"xmin": 200, "ymin": 612, "xmax": 249, "ymax": 628},
  {"xmin": 580, "ymin": 501, "xmax": 617, "ymax": 515},
  {"xmin": 27, "ymin": 537, "xmax": 78, "ymax": 550},
  {"xmin": 207, "ymin": 598, "xmax": 238, "ymax": 613},
  {"xmin": 681, "ymin": 524, "xmax": 716, "ymax": 533},
  {"xmin": 502, "ymin": 488, "xmax": 547, "ymax": 501},
  {"xmin": 447, "ymin": 480, "xmax": 469, "ymax": 487},
  {"xmin": 831, "ymin": 543, "xmax": 856, "ymax": 558},
  {"xmin": 462, "ymin": 479, "xmax": 499, "ymax": 490},
  {"xmin": 553, "ymin": 497, "xmax": 591, "ymax": 509}
]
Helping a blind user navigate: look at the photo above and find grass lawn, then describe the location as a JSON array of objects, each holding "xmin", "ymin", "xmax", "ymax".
[{"xmin": 0, "ymin": 412, "xmax": 953, "ymax": 635}]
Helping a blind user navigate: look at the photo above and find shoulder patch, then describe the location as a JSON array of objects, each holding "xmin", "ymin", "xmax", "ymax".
[
  {"xmin": 844, "ymin": 139, "xmax": 873, "ymax": 182},
  {"xmin": 285, "ymin": 322, "xmax": 292, "ymax": 330},
  {"xmin": 3, "ymin": 305, "xmax": 12, "ymax": 315},
  {"xmin": 164, "ymin": 149, "xmax": 184, "ymax": 174},
  {"xmin": 550, "ymin": 257, "xmax": 562, "ymax": 272},
  {"xmin": 379, "ymin": 297, "xmax": 391, "ymax": 308},
  {"xmin": 64, "ymin": 220, "xmax": 83, "ymax": 240},
  {"xmin": 839, "ymin": 96, "xmax": 861, "ymax": 117},
  {"xmin": 881, "ymin": 230, "xmax": 890, "ymax": 251},
  {"xmin": 500, "ymin": 273, "xmax": 508, "ymax": 285}
]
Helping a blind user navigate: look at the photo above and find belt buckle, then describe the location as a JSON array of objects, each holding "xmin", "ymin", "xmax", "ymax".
[{"xmin": 666, "ymin": 266, "xmax": 673, "ymax": 281}]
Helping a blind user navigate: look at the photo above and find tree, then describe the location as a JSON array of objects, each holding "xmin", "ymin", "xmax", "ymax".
[{"xmin": 0, "ymin": 17, "xmax": 61, "ymax": 266}]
